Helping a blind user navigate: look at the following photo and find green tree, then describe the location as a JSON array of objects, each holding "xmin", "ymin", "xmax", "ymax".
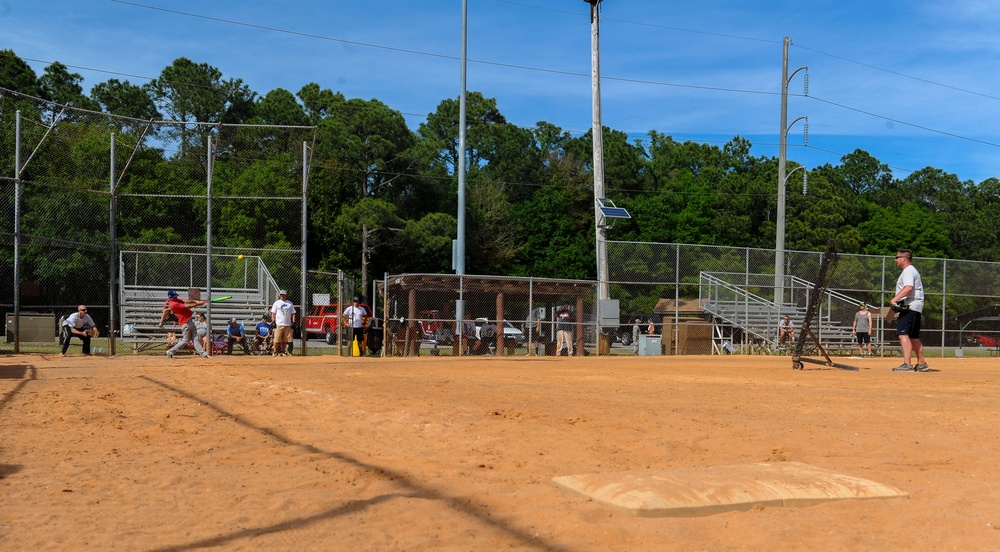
[
  {"xmin": 400, "ymin": 212, "xmax": 457, "ymax": 273},
  {"xmin": 253, "ymin": 88, "xmax": 308, "ymax": 127},
  {"xmin": 148, "ymin": 57, "xmax": 255, "ymax": 124},
  {"xmin": 90, "ymin": 79, "xmax": 161, "ymax": 120},
  {"xmin": 785, "ymin": 168, "xmax": 861, "ymax": 252},
  {"xmin": 857, "ymin": 203, "xmax": 950, "ymax": 257},
  {"xmin": 465, "ymin": 177, "xmax": 525, "ymax": 275},
  {"xmin": 0, "ymin": 49, "xmax": 42, "ymax": 96},
  {"xmin": 39, "ymin": 62, "xmax": 100, "ymax": 111},
  {"xmin": 510, "ymin": 185, "xmax": 593, "ymax": 279},
  {"xmin": 335, "ymin": 197, "xmax": 402, "ymax": 291}
]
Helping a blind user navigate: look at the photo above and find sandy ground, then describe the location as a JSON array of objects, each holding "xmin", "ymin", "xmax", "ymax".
[{"xmin": 2, "ymin": 352, "xmax": 999, "ymax": 551}]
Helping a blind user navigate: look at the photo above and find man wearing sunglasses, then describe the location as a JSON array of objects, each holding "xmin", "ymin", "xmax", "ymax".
[{"xmin": 61, "ymin": 305, "xmax": 97, "ymax": 356}]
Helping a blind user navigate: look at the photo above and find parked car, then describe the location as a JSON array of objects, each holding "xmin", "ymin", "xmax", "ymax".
[
  {"xmin": 615, "ymin": 314, "xmax": 662, "ymax": 346},
  {"xmin": 458, "ymin": 317, "xmax": 526, "ymax": 351},
  {"xmin": 965, "ymin": 333, "xmax": 1000, "ymax": 348},
  {"xmin": 473, "ymin": 318, "xmax": 526, "ymax": 344}
]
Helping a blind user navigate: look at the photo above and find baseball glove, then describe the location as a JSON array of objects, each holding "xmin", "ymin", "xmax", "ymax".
[
  {"xmin": 884, "ymin": 301, "xmax": 907, "ymax": 324},
  {"xmin": 88, "ymin": 327, "xmax": 100, "ymax": 338}
]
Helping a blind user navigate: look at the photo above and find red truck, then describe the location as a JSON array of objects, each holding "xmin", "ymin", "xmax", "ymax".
[{"xmin": 304, "ymin": 302, "xmax": 370, "ymax": 345}]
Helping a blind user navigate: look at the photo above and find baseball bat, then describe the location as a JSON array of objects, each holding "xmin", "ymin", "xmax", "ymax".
[{"xmin": 210, "ymin": 295, "xmax": 233, "ymax": 303}]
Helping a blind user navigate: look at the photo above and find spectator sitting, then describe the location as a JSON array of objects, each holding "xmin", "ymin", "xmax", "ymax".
[
  {"xmin": 253, "ymin": 315, "xmax": 272, "ymax": 354},
  {"xmin": 778, "ymin": 315, "xmax": 795, "ymax": 345},
  {"xmin": 226, "ymin": 318, "xmax": 249, "ymax": 355},
  {"xmin": 194, "ymin": 313, "xmax": 210, "ymax": 352}
]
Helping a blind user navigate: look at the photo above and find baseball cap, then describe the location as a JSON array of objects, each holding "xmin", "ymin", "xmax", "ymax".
[
  {"xmin": 353, "ymin": 296, "xmax": 360, "ymax": 302},
  {"xmin": 279, "ymin": 289, "xmax": 288, "ymax": 295},
  {"xmin": 167, "ymin": 290, "xmax": 178, "ymax": 298},
  {"xmin": 860, "ymin": 302, "xmax": 867, "ymax": 307},
  {"xmin": 229, "ymin": 318, "xmax": 237, "ymax": 324}
]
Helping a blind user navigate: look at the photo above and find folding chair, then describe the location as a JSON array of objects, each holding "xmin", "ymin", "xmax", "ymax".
[{"xmin": 210, "ymin": 334, "xmax": 227, "ymax": 356}]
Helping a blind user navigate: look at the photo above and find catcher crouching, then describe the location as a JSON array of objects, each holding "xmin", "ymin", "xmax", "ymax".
[{"xmin": 61, "ymin": 305, "xmax": 98, "ymax": 356}]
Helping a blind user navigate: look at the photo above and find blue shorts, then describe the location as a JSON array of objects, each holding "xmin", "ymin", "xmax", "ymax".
[{"xmin": 895, "ymin": 310, "xmax": 921, "ymax": 339}]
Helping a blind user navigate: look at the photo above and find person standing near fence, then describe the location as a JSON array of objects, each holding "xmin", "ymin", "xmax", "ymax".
[
  {"xmin": 852, "ymin": 303, "xmax": 874, "ymax": 358},
  {"xmin": 159, "ymin": 290, "xmax": 209, "ymax": 359},
  {"xmin": 532, "ymin": 311, "xmax": 545, "ymax": 356},
  {"xmin": 890, "ymin": 250, "xmax": 928, "ymax": 372},
  {"xmin": 342, "ymin": 297, "xmax": 368, "ymax": 356},
  {"xmin": 270, "ymin": 290, "xmax": 296, "ymax": 356},
  {"xmin": 555, "ymin": 306, "xmax": 573, "ymax": 356},
  {"xmin": 61, "ymin": 305, "xmax": 97, "ymax": 356},
  {"xmin": 632, "ymin": 318, "xmax": 642, "ymax": 355}
]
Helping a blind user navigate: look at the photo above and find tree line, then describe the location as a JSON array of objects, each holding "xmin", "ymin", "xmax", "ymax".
[{"xmin": 4, "ymin": 49, "xmax": 1000, "ymax": 296}]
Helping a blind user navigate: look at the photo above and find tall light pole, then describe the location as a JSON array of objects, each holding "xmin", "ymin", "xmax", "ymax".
[
  {"xmin": 456, "ymin": 0, "xmax": 468, "ymax": 277},
  {"xmin": 776, "ymin": 36, "xmax": 807, "ymax": 306},
  {"xmin": 585, "ymin": 0, "xmax": 608, "ymax": 302},
  {"xmin": 455, "ymin": 0, "xmax": 469, "ymax": 340}
]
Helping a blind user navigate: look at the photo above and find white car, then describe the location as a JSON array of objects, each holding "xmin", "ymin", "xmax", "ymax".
[{"xmin": 473, "ymin": 318, "xmax": 526, "ymax": 344}]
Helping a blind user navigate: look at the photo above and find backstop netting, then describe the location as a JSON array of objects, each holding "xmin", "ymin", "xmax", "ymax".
[{"xmin": 1, "ymin": 86, "xmax": 316, "ymax": 354}]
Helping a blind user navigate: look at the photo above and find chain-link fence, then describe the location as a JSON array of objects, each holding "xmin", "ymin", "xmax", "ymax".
[
  {"xmin": 381, "ymin": 274, "xmax": 597, "ymax": 357},
  {"xmin": 7, "ymin": 85, "xmax": 1000, "ymax": 359},
  {"xmin": 1, "ymin": 87, "xmax": 316, "ymax": 355},
  {"xmin": 301, "ymin": 269, "xmax": 360, "ymax": 354},
  {"xmin": 607, "ymin": 241, "xmax": 1000, "ymax": 358}
]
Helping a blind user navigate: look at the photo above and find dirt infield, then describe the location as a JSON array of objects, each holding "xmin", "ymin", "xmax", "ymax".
[{"xmin": 2, "ymin": 353, "xmax": 998, "ymax": 551}]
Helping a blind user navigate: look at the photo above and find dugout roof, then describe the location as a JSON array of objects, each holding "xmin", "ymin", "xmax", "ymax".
[
  {"xmin": 953, "ymin": 304, "xmax": 1000, "ymax": 327},
  {"xmin": 381, "ymin": 274, "xmax": 595, "ymax": 301}
]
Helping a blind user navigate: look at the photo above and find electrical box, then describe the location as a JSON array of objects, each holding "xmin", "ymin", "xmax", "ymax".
[
  {"xmin": 638, "ymin": 333, "xmax": 662, "ymax": 356},
  {"xmin": 599, "ymin": 299, "xmax": 619, "ymax": 328},
  {"xmin": 6, "ymin": 312, "xmax": 57, "ymax": 343}
]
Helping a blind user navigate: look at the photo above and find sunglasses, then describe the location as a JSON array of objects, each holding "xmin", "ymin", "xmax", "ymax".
[{"xmin": 79, "ymin": 308, "xmax": 88, "ymax": 312}]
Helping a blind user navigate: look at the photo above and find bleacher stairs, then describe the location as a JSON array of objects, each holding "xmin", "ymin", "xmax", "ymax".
[
  {"xmin": 119, "ymin": 252, "xmax": 281, "ymax": 353},
  {"xmin": 699, "ymin": 272, "xmax": 860, "ymax": 355}
]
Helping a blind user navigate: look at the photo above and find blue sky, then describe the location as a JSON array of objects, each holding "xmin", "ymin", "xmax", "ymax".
[{"xmin": 5, "ymin": 0, "xmax": 1000, "ymax": 183}]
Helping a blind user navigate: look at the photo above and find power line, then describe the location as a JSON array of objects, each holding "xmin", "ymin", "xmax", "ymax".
[
  {"xmin": 792, "ymin": 43, "xmax": 1000, "ymax": 103},
  {"xmin": 494, "ymin": 0, "xmax": 779, "ymax": 44},
  {"xmin": 110, "ymin": 0, "xmax": 778, "ymax": 97},
  {"xmin": 807, "ymin": 95, "xmax": 1000, "ymax": 149},
  {"xmin": 498, "ymin": 0, "xmax": 1000, "ymax": 105},
  {"xmin": 16, "ymin": 3, "xmax": 996, "ymax": 179}
]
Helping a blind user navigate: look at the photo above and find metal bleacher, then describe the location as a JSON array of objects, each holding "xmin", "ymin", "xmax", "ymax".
[
  {"xmin": 699, "ymin": 272, "xmax": 859, "ymax": 355},
  {"xmin": 119, "ymin": 252, "xmax": 281, "ymax": 353}
]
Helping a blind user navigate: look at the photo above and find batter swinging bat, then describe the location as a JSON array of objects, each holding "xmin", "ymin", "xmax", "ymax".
[{"xmin": 210, "ymin": 295, "xmax": 233, "ymax": 303}]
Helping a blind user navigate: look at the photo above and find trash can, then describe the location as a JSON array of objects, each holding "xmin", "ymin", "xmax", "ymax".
[{"xmin": 638, "ymin": 334, "xmax": 662, "ymax": 356}]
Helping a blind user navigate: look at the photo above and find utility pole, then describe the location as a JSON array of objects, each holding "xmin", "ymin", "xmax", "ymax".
[
  {"xmin": 776, "ymin": 36, "xmax": 807, "ymax": 307},
  {"xmin": 586, "ymin": 0, "xmax": 607, "ymax": 302}
]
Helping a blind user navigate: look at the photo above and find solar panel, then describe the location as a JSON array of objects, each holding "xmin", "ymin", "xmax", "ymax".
[{"xmin": 599, "ymin": 205, "xmax": 631, "ymax": 219}]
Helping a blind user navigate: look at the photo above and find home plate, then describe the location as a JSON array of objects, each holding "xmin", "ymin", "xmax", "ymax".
[{"xmin": 552, "ymin": 461, "xmax": 907, "ymax": 517}]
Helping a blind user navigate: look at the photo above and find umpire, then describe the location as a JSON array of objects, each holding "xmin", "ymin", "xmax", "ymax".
[{"xmin": 61, "ymin": 304, "xmax": 97, "ymax": 356}]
